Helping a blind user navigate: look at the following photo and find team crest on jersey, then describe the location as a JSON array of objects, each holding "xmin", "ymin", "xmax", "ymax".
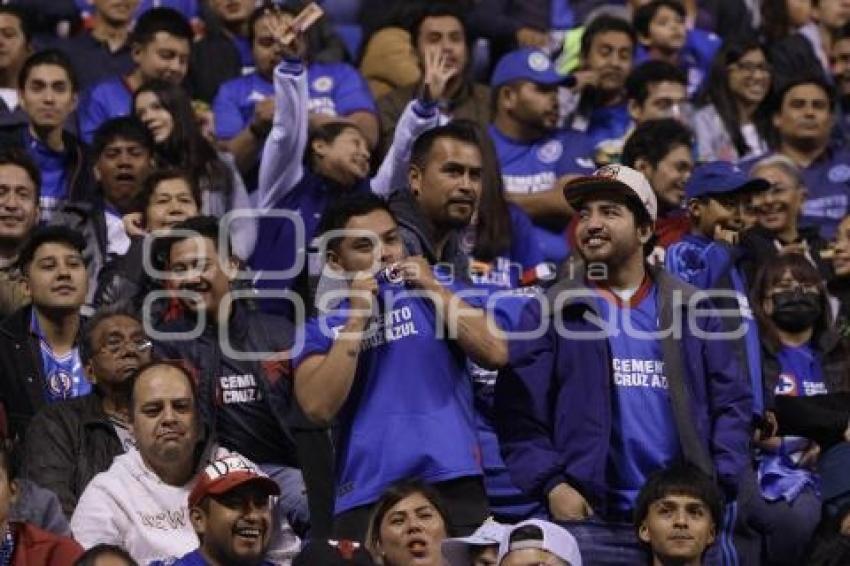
[
  {"xmin": 47, "ymin": 370, "xmax": 73, "ymax": 398},
  {"xmin": 595, "ymin": 164, "xmax": 621, "ymax": 178},
  {"xmin": 774, "ymin": 373, "xmax": 798, "ymax": 396},
  {"xmin": 312, "ymin": 76, "xmax": 334, "ymax": 93},
  {"xmin": 828, "ymin": 164, "xmax": 850, "ymax": 183},
  {"xmin": 537, "ymin": 140, "xmax": 563, "ymax": 164},
  {"xmin": 528, "ymin": 51, "xmax": 550, "ymax": 72}
]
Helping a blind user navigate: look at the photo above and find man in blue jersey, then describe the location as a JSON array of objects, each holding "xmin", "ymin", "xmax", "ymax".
[
  {"xmin": 495, "ymin": 164, "xmax": 751, "ymax": 563},
  {"xmin": 0, "ymin": 50, "xmax": 93, "ymax": 223},
  {"xmin": 489, "ymin": 47, "xmax": 595, "ymax": 264},
  {"xmin": 214, "ymin": 5, "xmax": 378, "ymax": 180},
  {"xmin": 742, "ymin": 76, "xmax": 850, "ymax": 238},
  {"xmin": 293, "ymin": 192, "xmax": 508, "ymax": 541},
  {"xmin": 77, "ymin": 7, "xmax": 192, "ymax": 143},
  {"xmin": 0, "ymin": 226, "xmax": 89, "ymax": 441}
]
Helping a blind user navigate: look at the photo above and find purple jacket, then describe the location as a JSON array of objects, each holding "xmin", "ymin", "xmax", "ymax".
[{"xmin": 495, "ymin": 266, "xmax": 751, "ymax": 515}]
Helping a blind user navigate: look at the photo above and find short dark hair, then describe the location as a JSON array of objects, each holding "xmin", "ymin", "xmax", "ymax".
[
  {"xmin": 633, "ymin": 0, "xmax": 686, "ymax": 38},
  {"xmin": 580, "ymin": 15, "xmax": 636, "ymax": 58},
  {"xmin": 137, "ymin": 167, "xmax": 201, "ymax": 221},
  {"xmin": 129, "ymin": 360, "xmax": 198, "ymax": 418},
  {"xmin": 18, "ymin": 48, "xmax": 77, "ymax": 92},
  {"xmin": 317, "ymin": 192, "xmax": 396, "ymax": 252},
  {"xmin": 626, "ymin": 60, "xmax": 687, "ymax": 105},
  {"xmin": 0, "ymin": 6, "xmax": 32, "ymax": 46},
  {"xmin": 79, "ymin": 307, "xmax": 142, "ymax": 366},
  {"xmin": 410, "ymin": 2, "xmax": 468, "ymax": 46},
  {"xmin": 366, "ymin": 480, "xmax": 452, "ymax": 554},
  {"xmin": 621, "ymin": 118, "xmax": 693, "ymax": 168},
  {"xmin": 634, "ymin": 463, "xmax": 724, "ymax": 530},
  {"xmin": 775, "ymin": 75, "xmax": 836, "ymax": 114},
  {"xmin": 17, "ymin": 225, "xmax": 87, "ymax": 275},
  {"xmin": 92, "ymin": 117, "xmax": 154, "ymax": 160},
  {"xmin": 306, "ymin": 121, "xmax": 365, "ymax": 168},
  {"xmin": 153, "ymin": 215, "xmax": 231, "ymax": 272},
  {"xmin": 0, "ymin": 147, "xmax": 41, "ymax": 203},
  {"xmin": 74, "ymin": 544, "xmax": 138, "ymax": 566},
  {"xmin": 129, "ymin": 7, "xmax": 193, "ymax": 48},
  {"xmin": 410, "ymin": 120, "xmax": 481, "ymax": 170}
]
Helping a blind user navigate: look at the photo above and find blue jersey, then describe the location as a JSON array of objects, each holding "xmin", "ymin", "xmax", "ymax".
[
  {"xmin": 742, "ymin": 146, "xmax": 850, "ymax": 238},
  {"xmin": 77, "ymin": 76, "xmax": 132, "ymax": 144},
  {"xmin": 578, "ymin": 102, "xmax": 631, "ymax": 148},
  {"xmin": 214, "ymin": 64, "xmax": 376, "ymax": 141},
  {"xmin": 489, "ymin": 124, "xmax": 594, "ymax": 262},
  {"xmin": 595, "ymin": 284, "xmax": 680, "ymax": 512},
  {"xmin": 23, "ymin": 129, "xmax": 70, "ymax": 222},
  {"xmin": 150, "ymin": 548, "xmax": 274, "ymax": 566},
  {"xmin": 31, "ymin": 311, "xmax": 89, "ymax": 403},
  {"xmin": 774, "ymin": 345, "xmax": 827, "ymax": 398},
  {"xmin": 294, "ymin": 279, "xmax": 486, "ymax": 513},
  {"xmin": 75, "ymin": 0, "xmax": 200, "ymax": 22}
]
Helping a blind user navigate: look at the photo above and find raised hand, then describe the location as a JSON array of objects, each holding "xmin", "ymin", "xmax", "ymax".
[{"xmin": 421, "ymin": 46, "xmax": 457, "ymax": 103}]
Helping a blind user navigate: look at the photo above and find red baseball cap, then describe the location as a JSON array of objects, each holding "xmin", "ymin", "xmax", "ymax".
[{"xmin": 188, "ymin": 454, "xmax": 280, "ymax": 508}]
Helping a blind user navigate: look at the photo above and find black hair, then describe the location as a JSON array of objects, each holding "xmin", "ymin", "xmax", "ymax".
[
  {"xmin": 467, "ymin": 124, "xmax": 513, "ymax": 262},
  {"xmin": 0, "ymin": 6, "xmax": 32, "ymax": 46},
  {"xmin": 92, "ymin": 116, "xmax": 155, "ymax": 160},
  {"xmin": 152, "ymin": 215, "xmax": 232, "ymax": 271},
  {"xmin": 18, "ymin": 48, "xmax": 78, "ymax": 92},
  {"xmin": 79, "ymin": 307, "xmax": 143, "ymax": 367},
  {"xmin": 634, "ymin": 463, "xmax": 724, "ymax": 529},
  {"xmin": 137, "ymin": 167, "xmax": 201, "ymax": 225},
  {"xmin": 694, "ymin": 37, "xmax": 773, "ymax": 158},
  {"xmin": 0, "ymin": 147, "xmax": 41, "ymax": 203},
  {"xmin": 17, "ymin": 225, "xmax": 86, "ymax": 275},
  {"xmin": 305, "ymin": 121, "xmax": 366, "ymax": 171},
  {"xmin": 774, "ymin": 74, "xmax": 836, "ymax": 114},
  {"xmin": 317, "ymin": 192, "xmax": 396, "ymax": 252},
  {"xmin": 410, "ymin": 120, "xmax": 481, "ymax": 170},
  {"xmin": 74, "ymin": 544, "xmax": 138, "ymax": 566},
  {"xmin": 129, "ymin": 359, "xmax": 198, "ymax": 418},
  {"xmin": 133, "ymin": 80, "xmax": 233, "ymax": 198},
  {"xmin": 835, "ymin": 22, "xmax": 850, "ymax": 43},
  {"xmin": 129, "ymin": 7, "xmax": 192, "ymax": 48},
  {"xmin": 366, "ymin": 480, "xmax": 453, "ymax": 554},
  {"xmin": 621, "ymin": 118, "xmax": 693, "ymax": 168},
  {"xmin": 761, "ymin": 0, "xmax": 795, "ymax": 45},
  {"xmin": 508, "ymin": 524, "xmax": 545, "ymax": 545},
  {"xmin": 625, "ymin": 60, "xmax": 687, "ymax": 105},
  {"xmin": 410, "ymin": 2, "xmax": 469, "ymax": 47},
  {"xmin": 580, "ymin": 15, "xmax": 637, "ymax": 58},
  {"xmin": 633, "ymin": 0, "xmax": 686, "ymax": 38}
]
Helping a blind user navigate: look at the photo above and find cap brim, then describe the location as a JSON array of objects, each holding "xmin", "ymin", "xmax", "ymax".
[
  {"xmin": 563, "ymin": 176, "xmax": 641, "ymax": 208},
  {"xmin": 199, "ymin": 473, "xmax": 281, "ymax": 505}
]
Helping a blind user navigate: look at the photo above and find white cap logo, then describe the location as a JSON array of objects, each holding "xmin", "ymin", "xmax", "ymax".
[{"xmin": 528, "ymin": 52, "xmax": 550, "ymax": 72}]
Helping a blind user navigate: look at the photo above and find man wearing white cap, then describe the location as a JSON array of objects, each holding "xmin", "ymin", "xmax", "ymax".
[
  {"xmin": 442, "ymin": 518, "xmax": 506, "ymax": 566},
  {"xmin": 497, "ymin": 519, "xmax": 582, "ymax": 566},
  {"xmin": 495, "ymin": 164, "xmax": 751, "ymax": 563}
]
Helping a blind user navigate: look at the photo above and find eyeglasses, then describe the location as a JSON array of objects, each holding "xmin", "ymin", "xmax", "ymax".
[
  {"xmin": 97, "ymin": 336, "xmax": 153, "ymax": 356},
  {"xmin": 730, "ymin": 61, "xmax": 771, "ymax": 76}
]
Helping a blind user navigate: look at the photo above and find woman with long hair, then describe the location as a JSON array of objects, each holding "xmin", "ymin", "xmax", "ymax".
[
  {"xmin": 132, "ymin": 80, "xmax": 257, "ymax": 261},
  {"xmin": 693, "ymin": 38, "xmax": 772, "ymax": 162},
  {"xmin": 365, "ymin": 481, "xmax": 451, "ymax": 566},
  {"xmin": 749, "ymin": 253, "xmax": 850, "ymax": 566}
]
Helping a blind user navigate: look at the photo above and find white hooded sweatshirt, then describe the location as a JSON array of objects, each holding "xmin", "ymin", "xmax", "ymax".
[{"xmin": 70, "ymin": 445, "xmax": 228, "ymax": 564}]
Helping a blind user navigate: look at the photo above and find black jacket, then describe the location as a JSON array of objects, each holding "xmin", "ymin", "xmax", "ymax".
[
  {"xmin": 0, "ymin": 305, "xmax": 83, "ymax": 439},
  {"xmin": 738, "ymin": 224, "xmax": 832, "ymax": 285},
  {"xmin": 153, "ymin": 301, "xmax": 304, "ymax": 467},
  {"xmin": 0, "ymin": 124, "xmax": 94, "ymax": 204},
  {"xmin": 19, "ymin": 392, "xmax": 123, "ymax": 518}
]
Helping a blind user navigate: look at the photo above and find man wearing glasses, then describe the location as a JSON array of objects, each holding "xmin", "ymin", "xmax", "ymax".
[{"xmin": 19, "ymin": 309, "xmax": 152, "ymax": 519}]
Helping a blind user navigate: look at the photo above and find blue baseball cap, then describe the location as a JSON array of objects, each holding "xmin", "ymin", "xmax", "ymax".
[
  {"xmin": 685, "ymin": 161, "xmax": 770, "ymax": 199},
  {"xmin": 491, "ymin": 48, "xmax": 576, "ymax": 88}
]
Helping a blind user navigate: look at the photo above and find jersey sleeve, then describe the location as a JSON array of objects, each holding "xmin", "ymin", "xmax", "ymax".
[{"xmin": 292, "ymin": 317, "xmax": 336, "ymax": 371}]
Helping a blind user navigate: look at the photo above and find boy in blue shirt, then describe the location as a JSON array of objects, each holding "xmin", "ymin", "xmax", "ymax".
[
  {"xmin": 293, "ymin": 193, "xmax": 508, "ymax": 540},
  {"xmin": 77, "ymin": 8, "xmax": 192, "ymax": 143},
  {"xmin": 633, "ymin": 0, "xmax": 719, "ymax": 96},
  {"xmin": 489, "ymin": 47, "xmax": 595, "ymax": 264}
]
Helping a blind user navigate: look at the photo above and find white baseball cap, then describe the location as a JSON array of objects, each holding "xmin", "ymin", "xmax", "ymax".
[
  {"xmin": 563, "ymin": 164, "xmax": 658, "ymax": 222},
  {"xmin": 442, "ymin": 518, "xmax": 507, "ymax": 565},
  {"xmin": 497, "ymin": 519, "xmax": 582, "ymax": 566}
]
